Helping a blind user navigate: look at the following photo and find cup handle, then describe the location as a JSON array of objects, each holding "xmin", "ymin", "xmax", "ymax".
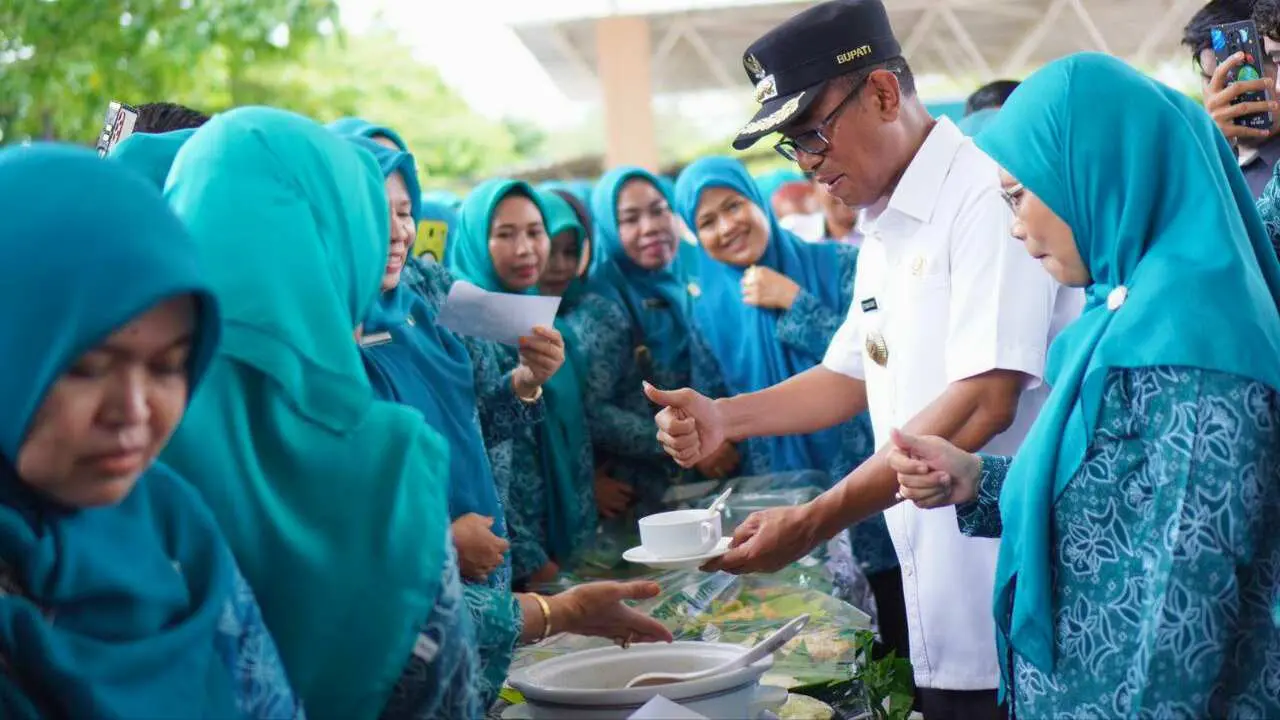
[{"xmin": 699, "ymin": 521, "xmax": 714, "ymax": 546}]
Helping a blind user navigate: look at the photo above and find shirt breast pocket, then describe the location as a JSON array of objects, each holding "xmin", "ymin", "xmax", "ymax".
[{"xmin": 893, "ymin": 262, "xmax": 951, "ymax": 367}]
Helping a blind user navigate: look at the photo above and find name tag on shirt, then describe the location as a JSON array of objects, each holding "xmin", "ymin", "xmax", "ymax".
[{"xmin": 860, "ymin": 297, "xmax": 879, "ymax": 313}]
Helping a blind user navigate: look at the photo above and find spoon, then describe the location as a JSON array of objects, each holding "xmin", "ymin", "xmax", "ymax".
[
  {"xmin": 705, "ymin": 487, "xmax": 733, "ymax": 517},
  {"xmin": 623, "ymin": 614, "xmax": 810, "ymax": 689}
]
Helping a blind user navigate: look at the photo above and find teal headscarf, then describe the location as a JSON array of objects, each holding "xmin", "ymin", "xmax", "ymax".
[
  {"xmin": 448, "ymin": 180, "xmax": 594, "ymax": 562},
  {"xmin": 542, "ymin": 179, "xmax": 593, "ymax": 210},
  {"xmin": 675, "ymin": 156, "xmax": 845, "ymax": 473},
  {"xmin": 108, "ymin": 129, "xmax": 196, "ymax": 188},
  {"xmin": 0, "ymin": 145, "xmax": 235, "ymax": 718},
  {"xmin": 327, "ymin": 116, "xmax": 408, "ymax": 152},
  {"xmin": 956, "ymin": 108, "xmax": 999, "ymax": 136},
  {"xmin": 753, "ymin": 168, "xmax": 806, "ymax": 204},
  {"xmin": 587, "ymin": 166, "xmax": 693, "ymax": 370},
  {"xmin": 161, "ymin": 107, "xmax": 452, "ymax": 720},
  {"xmin": 354, "ymin": 139, "xmax": 510, "ymax": 539},
  {"xmin": 423, "ymin": 189, "xmax": 462, "ymax": 210},
  {"xmin": 976, "ymin": 53, "xmax": 1280, "ymax": 680},
  {"xmin": 539, "ymin": 188, "xmax": 591, "ymax": 308},
  {"xmin": 346, "ymin": 135, "xmax": 421, "ymax": 221}
]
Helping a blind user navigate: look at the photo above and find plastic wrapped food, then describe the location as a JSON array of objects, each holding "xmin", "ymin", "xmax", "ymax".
[{"xmin": 513, "ymin": 568, "xmax": 871, "ymax": 687}]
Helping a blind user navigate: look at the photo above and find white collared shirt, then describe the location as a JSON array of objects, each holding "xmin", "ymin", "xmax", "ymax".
[{"xmin": 822, "ymin": 117, "xmax": 1083, "ymax": 690}]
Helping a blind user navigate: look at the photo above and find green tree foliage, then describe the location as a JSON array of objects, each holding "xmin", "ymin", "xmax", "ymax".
[
  {"xmin": 233, "ymin": 30, "xmax": 520, "ymax": 183},
  {"xmin": 0, "ymin": 3, "xmax": 522, "ymax": 183},
  {"xmin": 0, "ymin": 0, "xmax": 338, "ymax": 143}
]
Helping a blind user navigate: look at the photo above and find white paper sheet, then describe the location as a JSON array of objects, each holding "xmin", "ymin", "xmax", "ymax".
[
  {"xmin": 628, "ymin": 695, "xmax": 710, "ymax": 720},
  {"xmin": 436, "ymin": 280, "xmax": 561, "ymax": 346}
]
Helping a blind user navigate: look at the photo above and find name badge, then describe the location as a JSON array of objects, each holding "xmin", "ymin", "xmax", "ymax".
[
  {"xmin": 643, "ymin": 298, "xmax": 670, "ymax": 310},
  {"xmin": 860, "ymin": 297, "xmax": 879, "ymax": 313}
]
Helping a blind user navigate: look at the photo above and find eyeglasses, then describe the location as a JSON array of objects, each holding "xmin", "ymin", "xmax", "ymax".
[
  {"xmin": 1000, "ymin": 183, "xmax": 1025, "ymax": 213},
  {"xmin": 773, "ymin": 77, "xmax": 868, "ymax": 162}
]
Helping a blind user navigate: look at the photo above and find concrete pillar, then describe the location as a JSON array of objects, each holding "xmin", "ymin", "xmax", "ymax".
[{"xmin": 595, "ymin": 16, "xmax": 659, "ymax": 172}]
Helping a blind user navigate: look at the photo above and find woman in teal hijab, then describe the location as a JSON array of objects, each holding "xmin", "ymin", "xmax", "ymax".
[
  {"xmin": 159, "ymin": 106, "xmax": 480, "ymax": 720},
  {"xmin": 568, "ymin": 166, "xmax": 735, "ymax": 518},
  {"xmin": 446, "ymin": 179, "xmax": 594, "ymax": 586},
  {"xmin": 327, "ymin": 116, "xmax": 408, "ymax": 152},
  {"xmin": 890, "ymin": 53, "xmax": 1280, "ymax": 716},
  {"xmin": 955, "ymin": 108, "xmax": 999, "ymax": 137},
  {"xmin": 108, "ymin": 128, "xmax": 196, "ymax": 188},
  {"xmin": 351, "ymin": 141, "xmax": 671, "ymax": 705},
  {"xmin": 0, "ymin": 144, "xmax": 298, "ymax": 718}
]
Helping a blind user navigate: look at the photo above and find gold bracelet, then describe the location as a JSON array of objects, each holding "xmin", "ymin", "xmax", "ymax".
[
  {"xmin": 533, "ymin": 594, "xmax": 553, "ymax": 641},
  {"xmin": 517, "ymin": 385, "xmax": 543, "ymax": 404}
]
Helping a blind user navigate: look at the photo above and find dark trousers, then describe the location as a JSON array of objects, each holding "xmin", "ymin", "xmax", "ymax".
[
  {"xmin": 867, "ymin": 566, "xmax": 911, "ymax": 663},
  {"xmin": 866, "ymin": 566, "xmax": 917, "ymax": 708},
  {"xmin": 918, "ymin": 688, "xmax": 1007, "ymax": 720}
]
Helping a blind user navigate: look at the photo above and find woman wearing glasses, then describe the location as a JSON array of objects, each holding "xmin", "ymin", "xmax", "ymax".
[{"xmin": 890, "ymin": 53, "xmax": 1280, "ymax": 717}]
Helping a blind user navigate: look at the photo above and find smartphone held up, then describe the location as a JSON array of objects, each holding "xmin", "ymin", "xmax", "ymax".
[
  {"xmin": 95, "ymin": 101, "xmax": 138, "ymax": 158},
  {"xmin": 1211, "ymin": 20, "xmax": 1274, "ymax": 131}
]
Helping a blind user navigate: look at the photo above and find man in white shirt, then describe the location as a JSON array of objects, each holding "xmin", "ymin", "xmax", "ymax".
[{"xmin": 644, "ymin": 1, "xmax": 1080, "ymax": 718}]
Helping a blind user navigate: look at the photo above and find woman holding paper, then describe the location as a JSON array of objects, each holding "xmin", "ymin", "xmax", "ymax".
[
  {"xmin": 348, "ymin": 139, "xmax": 667, "ymax": 709},
  {"xmin": 158, "ymin": 109, "xmax": 667, "ymax": 719},
  {"xmin": 327, "ymin": 122, "xmax": 563, "ymax": 589},
  {"xmin": 446, "ymin": 179, "xmax": 596, "ymax": 588}
]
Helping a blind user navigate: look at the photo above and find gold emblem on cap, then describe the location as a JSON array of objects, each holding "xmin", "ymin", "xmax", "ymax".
[
  {"xmin": 738, "ymin": 92, "xmax": 805, "ymax": 136},
  {"xmin": 753, "ymin": 75, "xmax": 778, "ymax": 104},
  {"xmin": 745, "ymin": 53, "xmax": 766, "ymax": 80},
  {"xmin": 866, "ymin": 330, "xmax": 889, "ymax": 367}
]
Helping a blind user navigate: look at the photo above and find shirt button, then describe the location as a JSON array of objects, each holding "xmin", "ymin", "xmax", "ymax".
[{"xmin": 903, "ymin": 565, "xmax": 914, "ymax": 577}]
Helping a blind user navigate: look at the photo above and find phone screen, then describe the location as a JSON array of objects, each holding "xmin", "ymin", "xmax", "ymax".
[
  {"xmin": 1211, "ymin": 20, "xmax": 1274, "ymax": 130},
  {"xmin": 95, "ymin": 101, "xmax": 139, "ymax": 157}
]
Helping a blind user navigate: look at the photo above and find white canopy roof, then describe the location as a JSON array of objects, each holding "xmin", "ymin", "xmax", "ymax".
[{"xmin": 511, "ymin": 0, "xmax": 1202, "ymax": 101}]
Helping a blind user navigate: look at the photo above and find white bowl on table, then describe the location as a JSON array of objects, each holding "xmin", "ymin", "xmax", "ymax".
[{"xmin": 507, "ymin": 641, "xmax": 787, "ymax": 720}]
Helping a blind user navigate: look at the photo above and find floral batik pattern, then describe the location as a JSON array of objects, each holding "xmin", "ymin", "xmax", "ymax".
[{"xmin": 960, "ymin": 366, "xmax": 1280, "ymax": 717}]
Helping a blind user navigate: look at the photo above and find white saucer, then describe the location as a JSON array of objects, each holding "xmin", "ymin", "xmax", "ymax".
[{"xmin": 622, "ymin": 537, "xmax": 732, "ymax": 570}]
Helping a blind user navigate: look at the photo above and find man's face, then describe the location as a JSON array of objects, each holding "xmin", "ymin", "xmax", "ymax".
[{"xmin": 780, "ymin": 72, "xmax": 905, "ymax": 210}]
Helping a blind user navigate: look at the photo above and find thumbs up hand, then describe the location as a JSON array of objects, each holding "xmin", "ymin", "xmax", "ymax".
[
  {"xmin": 644, "ymin": 382, "xmax": 725, "ymax": 468},
  {"xmin": 886, "ymin": 428, "xmax": 982, "ymax": 509}
]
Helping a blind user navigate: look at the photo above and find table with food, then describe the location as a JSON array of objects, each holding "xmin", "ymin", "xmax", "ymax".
[{"xmin": 492, "ymin": 474, "xmax": 919, "ymax": 720}]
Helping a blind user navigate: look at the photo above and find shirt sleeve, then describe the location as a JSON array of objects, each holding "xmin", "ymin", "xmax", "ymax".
[
  {"xmin": 216, "ymin": 567, "xmax": 306, "ymax": 720},
  {"xmin": 570, "ymin": 296, "xmax": 665, "ymax": 458},
  {"xmin": 1256, "ymin": 167, "xmax": 1280, "ymax": 258},
  {"xmin": 944, "ymin": 187, "xmax": 1058, "ymax": 388},
  {"xmin": 462, "ymin": 336, "xmax": 545, "ymax": 446},
  {"xmin": 955, "ymin": 453, "xmax": 1010, "ymax": 538},
  {"xmin": 821, "ymin": 303, "xmax": 866, "ymax": 381},
  {"xmin": 778, "ymin": 245, "xmax": 858, "ymax": 361}
]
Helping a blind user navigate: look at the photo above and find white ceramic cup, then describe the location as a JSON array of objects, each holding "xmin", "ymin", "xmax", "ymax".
[{"xmin": 638, "ymin": 509, "xmax": 722, "ymax": 558}]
